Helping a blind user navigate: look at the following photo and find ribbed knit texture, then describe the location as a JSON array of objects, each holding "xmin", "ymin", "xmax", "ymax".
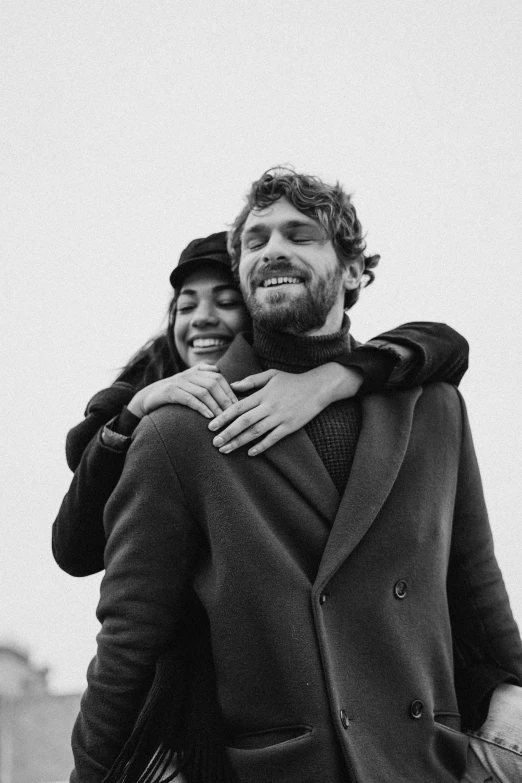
[{"xmin": 253, "ymin": 320, "xmax": 362, "ymax": 496}]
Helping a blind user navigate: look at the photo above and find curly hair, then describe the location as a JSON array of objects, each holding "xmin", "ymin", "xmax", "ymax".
[{"xmin": 228, "ymin": 167, "xmax": 380, "ymax": 309}]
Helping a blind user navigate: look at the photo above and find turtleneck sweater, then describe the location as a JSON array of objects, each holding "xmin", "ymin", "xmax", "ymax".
[{"xmin": 253, "ymin": 319, "xmax": 362, "ymax": 497}]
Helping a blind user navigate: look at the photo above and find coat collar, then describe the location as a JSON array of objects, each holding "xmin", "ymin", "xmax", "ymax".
[
  {"xmin": 218, "ymin": 334, "xmax": 341, "ymax": 522},
  {"xmin": 218, "ymin": 334, "xmax": 421, "ymax": 583},
  {"xmin": 314, "ymin": 388, "xmax": 421, "ymax": 590}
]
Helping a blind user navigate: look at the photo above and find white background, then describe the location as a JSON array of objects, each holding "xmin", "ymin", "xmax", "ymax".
[{"xmin": 1, "ymin": 0, "xmax": 521, "ymax": 692}]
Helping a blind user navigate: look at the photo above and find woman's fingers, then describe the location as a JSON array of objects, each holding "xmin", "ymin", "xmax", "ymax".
[
  {"xmin": 246, "ymin": 425, "xmax": 288, "ymax": 456},
  {"xmin": 144, "ymin": 382, "xmax": 214, "ymax": 418},
  {"xmin": 208, "ymin": 394, "xmax": 260, "ymax": 432},
  {"xmin": 191, "ymin": 372, "xmax": 238, "ymax": 412},
  {"xmin": 213, "ymin": 409, "xmax": 273, "ymax": 453},
  {"xmin": 230, "ymin": 369, "xmax": 277, "ymax": 393},
  {"xmin": 142, "ymin": 369, "xmax": 238, "ymax": 418},
  {"xmin": 177, "ymin": 379, "xmax": 231, "ymax": 417},
  {"xmin": 185, "ymin": 364, "xmax": 238, "ymax": 409}
]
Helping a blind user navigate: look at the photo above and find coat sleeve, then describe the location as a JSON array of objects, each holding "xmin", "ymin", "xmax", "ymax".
[
  {"xmin": 70, "ymin": 413, "xmax": 201, "ymax": 783},
  {"xmin": 53, "ymin": 383, "xmax": 137, "ymax": 576},
  {"xmin": 447, "ymin": 391, "xmax": 522, "ymax": 729},
  {"xmin": 53, "ymin": 429, "xmax": 128, "ymax": 576},
  {"xmin": 66, "ymin": 383, "xmax": 137, "ymax": 471},
  {"xmin": 364, "ymin": 321, "xmax": 469, "ymax": 388}
]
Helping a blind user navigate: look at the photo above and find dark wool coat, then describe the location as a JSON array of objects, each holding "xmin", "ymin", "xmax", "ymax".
[{"xmin": 71, "ymin": 335, "xmax": 522, "ymax": 783}]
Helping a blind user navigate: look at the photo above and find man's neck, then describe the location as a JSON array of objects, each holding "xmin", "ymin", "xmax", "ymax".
[{"xmin": 252, "ymin": 317, "xmax": 352, "ymax": 373}]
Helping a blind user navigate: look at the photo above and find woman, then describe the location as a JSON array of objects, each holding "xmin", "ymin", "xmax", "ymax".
[{"xmin": 57, "ymin": 231, "xmax": 471, "ymax": 782}]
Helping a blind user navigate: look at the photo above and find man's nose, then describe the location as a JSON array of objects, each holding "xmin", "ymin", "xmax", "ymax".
[
  {"xmin": 262, "ymin": 232, "xmax": 290, "ymax": 263},
  {"xmin": 191, "ymin": 303, "xmax": 219, "ymax": 327}
]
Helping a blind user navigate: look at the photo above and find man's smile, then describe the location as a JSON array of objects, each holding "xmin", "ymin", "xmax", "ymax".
[{"xmin": 261, "ymin": 276, "xmax": 304, "ymax": 288}]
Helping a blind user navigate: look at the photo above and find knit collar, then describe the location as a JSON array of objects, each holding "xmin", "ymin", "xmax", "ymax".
[{"xmin": 253, "ymin": 316, "xmax": 352, "ymax": 372}]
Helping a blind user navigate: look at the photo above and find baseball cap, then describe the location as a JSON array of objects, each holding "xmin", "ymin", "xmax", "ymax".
[{"xmin": 169, "ymin": 231, "xmax": 232, "ymax": 289}]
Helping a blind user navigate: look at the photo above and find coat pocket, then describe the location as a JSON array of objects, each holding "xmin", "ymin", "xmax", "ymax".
[
  {"xmin": 432, "ymin": 710, "xmax": 468, "ymax": 780},
  {"xmin": 434, "ymin": 710, "xmax": 461, "ymax": 732},
  {"xmin": 226, "ymin": 726, "xmax": 317, "ymax": 783},
  {"xmin": 227, "ymin": 724, "xmax": 312, "ymax": 750}
]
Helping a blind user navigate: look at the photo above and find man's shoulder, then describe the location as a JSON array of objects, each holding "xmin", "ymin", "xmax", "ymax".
[
  {"xmin": 413, "ymin": 382, "xmax": 464, "ymax": 432},
  {"xmin": 417, "ymin": 381, "xmax": 462, "ymax": 405},
  {"xmin": 146, "ymin": 403, "xmax": 207, "ymax": 440},
  {"xmin": 128, "ymin": 405, "xmax": 213, "ymax": 472}
]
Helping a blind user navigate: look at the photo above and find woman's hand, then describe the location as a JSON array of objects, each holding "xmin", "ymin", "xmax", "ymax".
[
  {"xmin": 127, "ymin": 364, "xmax": 238, "ymax": 420},
  {"xmin": 208, "ymin": 363, "xmax": 363, "ymax": 456}
]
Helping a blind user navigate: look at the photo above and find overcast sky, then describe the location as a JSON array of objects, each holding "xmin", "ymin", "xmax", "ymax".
[{"xmin": 1, "ymin": 0, "xmax": 521, "ymax": 692}]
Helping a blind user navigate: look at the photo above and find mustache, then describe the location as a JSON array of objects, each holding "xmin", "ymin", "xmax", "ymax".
[{"xmin": 250, "ymin": 262, "xmax": 310, "ymax": 289}]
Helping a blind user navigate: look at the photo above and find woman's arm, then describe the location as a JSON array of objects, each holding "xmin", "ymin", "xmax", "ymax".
[
  {"xmin": 363, "ymin": 321, "xmax": 469, "ymax": 388},
  {"xmin": 53, "ymin": 384, "xmax": 137, "ymax": 576},
  {"xmin": 53, "ymin": 425, "xmax": 130, "ymax": 576},
  {"xmin": 53, "ymin": 367, "xmax": 237, "ymax": 576},
  {"xmin": 208, "ymin": 322, "xmax": 469, "ymax": 455}
]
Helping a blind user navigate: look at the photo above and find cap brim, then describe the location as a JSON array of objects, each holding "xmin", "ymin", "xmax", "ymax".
[{"xmin": 169, "ymin": 256, "xmax": 231, "ymax": 289}]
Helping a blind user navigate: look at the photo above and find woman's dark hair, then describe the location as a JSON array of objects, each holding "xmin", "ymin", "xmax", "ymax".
[
  {"xmin": 114, "ymin": 293, "xmax": 185, "ymax": 390},
  {"xmin": 228, "ymin": 166, "xmax": 380, "ymax": 310}
]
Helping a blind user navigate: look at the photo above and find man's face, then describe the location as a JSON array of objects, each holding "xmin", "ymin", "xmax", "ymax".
[{"xmin": 238, "ymin": 197, "xmax": 356, "ymax": 335}]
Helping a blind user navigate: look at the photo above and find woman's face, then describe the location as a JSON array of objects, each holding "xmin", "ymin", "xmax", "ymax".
[{"xmin": 174, "ymin": 264, "xmax": 250, "ymax": 367}]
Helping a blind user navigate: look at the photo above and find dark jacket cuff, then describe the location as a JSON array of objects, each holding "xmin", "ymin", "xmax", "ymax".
[
  {"xmin": 370, "ymin": 322, "xmax": 469, "ymax": 388},
  {"xmin": 110, "ymin": 407, "xmax": 141, "ymax": 437},
  {"xmin": 66, "ymin": 384, "xmax": 137, "ymax": 471},
  {"xmin": 334, "ymin": 346, "xmax": 400, "ymax": 394}
]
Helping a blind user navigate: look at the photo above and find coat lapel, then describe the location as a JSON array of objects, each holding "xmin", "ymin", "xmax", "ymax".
[
  {"xmin": 218, "ymin": 335, "xmax": 341, "ymax": 523},
  {"xmin": 315, "ymin": 387, "xmax": 422, "ymax": 590}
]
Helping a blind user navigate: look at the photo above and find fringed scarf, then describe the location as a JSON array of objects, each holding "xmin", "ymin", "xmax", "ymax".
[{"xmin": 102, "ymin": 608, "xmax": 236, "ymax": 783}]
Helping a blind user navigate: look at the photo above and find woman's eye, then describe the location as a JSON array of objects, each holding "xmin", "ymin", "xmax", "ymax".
[
  {"xmin": 291, "ymin": 234, "xmax": 313, "ymax": 243},
  {"xmin": 176, "ymin": 303, "xmax": 195, "ymax": 313},
  {"xmin": 218, "ymin": 299, "xmax": 241, "ymax": 308}
]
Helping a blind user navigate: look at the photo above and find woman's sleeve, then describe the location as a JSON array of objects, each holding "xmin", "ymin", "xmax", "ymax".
[
  {"xmin": 70, "ymin": 414, "xmax": 200, "ymax": 783},
  {"xmin": 53, "ymin": 384, "xmax": 136, "ymax": 577},
  {"xmin": 340, "ymin": 322, "xmax": 469, "ymax": 392}
]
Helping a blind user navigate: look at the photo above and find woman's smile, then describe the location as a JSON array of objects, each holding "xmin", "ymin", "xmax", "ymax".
[{"xmin": 174, "ymin": 264, "xmax": 250, "ymax": 368}]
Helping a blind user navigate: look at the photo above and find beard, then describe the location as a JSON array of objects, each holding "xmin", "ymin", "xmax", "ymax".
[{"xmin": 242, "ymin": 266, "xmax": 343, "ymax": 334}]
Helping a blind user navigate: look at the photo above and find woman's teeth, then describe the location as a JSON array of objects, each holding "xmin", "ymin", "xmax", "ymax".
[
  {"xmin": 192, "ymin": 338, "xmax": 228, "ymax": 348},
  {"xmin": 262, "ymin": 276, "xmax": 302, "ymax": 287}
]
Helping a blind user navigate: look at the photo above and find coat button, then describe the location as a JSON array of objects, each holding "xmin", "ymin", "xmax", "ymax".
[
  {"xmin": 319, "ymin": 592, "xmax": 327, "ymax": 605},
  {"xmin": 339, "ymin": 709, "xmax": 349, "ymax": 729},
  {"xmin": 410, "ymin": 700, "xmax": 424, "ymax": 719},
  {"xmin": 394, "ymin": 580, "xmax": 408, "ymax": 599}
]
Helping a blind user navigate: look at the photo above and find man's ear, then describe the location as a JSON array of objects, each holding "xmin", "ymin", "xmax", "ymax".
[{"xmin": 342, "ymin": 256, "xmax": 364, "ymax": 291}]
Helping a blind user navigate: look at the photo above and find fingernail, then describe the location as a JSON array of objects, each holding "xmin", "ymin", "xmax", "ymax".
[
  {"xmin": 219, "ymin": 445, "xmax": 232, "ymax": 454},
  {"xmin": 208, "ymin": 420, "xmax": 220, "ymax": 431},
  {"xmin": 213, "ymin": 436, "xmax": 224, "ymax": 447},
  {"xmin": 203, "ymin": 411, "xmax": 213, "ymax": 418},
  {"xmin": 231, "ymin": 396, "xmax": 238, "ymax": 404},
  {"xmin": 248, "ymin": 448, "xmax": 258, "ymax": 457}
]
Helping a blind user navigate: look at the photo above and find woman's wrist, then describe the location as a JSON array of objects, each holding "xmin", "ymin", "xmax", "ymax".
[
  {"xmin": 127, "ymin": 389, "xmax": 148, "ymax": 419},
  {"xmin": 321, "ymin": 363, "xmax": 364, "ymax": 404}
]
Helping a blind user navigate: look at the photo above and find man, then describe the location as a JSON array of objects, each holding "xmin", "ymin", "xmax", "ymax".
[{"xmin": 71, "ymin": 169, "xmax": 522, "ymax": 783}]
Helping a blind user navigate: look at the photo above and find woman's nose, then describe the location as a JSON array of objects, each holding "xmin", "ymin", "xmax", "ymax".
[{"xmin": 191, "ymin": 303, "xmax": 219, "ymax": 326}]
